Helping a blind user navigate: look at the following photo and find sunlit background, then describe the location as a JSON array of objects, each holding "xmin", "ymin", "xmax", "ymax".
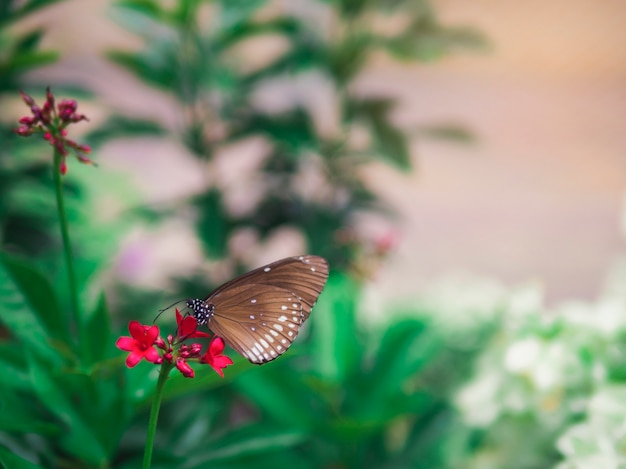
[{"xmin": 20, "ymin": 0, "xmax": 626, "ymax": 303}]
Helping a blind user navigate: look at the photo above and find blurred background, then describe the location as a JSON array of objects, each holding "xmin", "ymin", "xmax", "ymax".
[
  {"xmin": 16, "ymin": 0, "xmax": 626, "ymax": 303},
  {"xmin": 2, "ymin": 0, "xmax": 626, "ymax": 468}
]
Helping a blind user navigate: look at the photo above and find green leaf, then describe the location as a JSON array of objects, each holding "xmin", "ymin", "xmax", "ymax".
[
  {"xmin": 231, "ymin": 108, "xmax": 318, "ymax": 153},
  {"xmin": 182, "ymin": 425, "xmax": 306, "ymax": 468},
  {"xmin": 309, "ymin": 272, "xmax": 360, "ymax": 382},
  {"xmin": 14, "ymin": 29, "xmax": 44, "ymax": 52},
  {"xmin": 216, "ymin": 0, "xmax": 269, "ymax": 30},
  {"xmin": 0, "ymin": 256, "xmax": 67, "ymax": 361},
  {"xmin": 2, "ymin": 51, "xmax": 59, "ymax": 73},
  {"xmin": 0, "ymin": 446, "xmax": 44, "ymax": 469},
  {"xmin": 194, "ymin": 189, "xmax": 233, "ymax": 260},
  {"xmin": 418, "ymin": 123, "xmax": 474, "ymax": 143},
  {"xmin": 347, "ymin": 97, "xmax": 411, "ymax": 170},
  {"xmin": 382, "ymin": 19, "xmax": 488, "ymax": 62},
  {"xmin": 79, "ymin": 294, "xmax": 112, "ymax": 366},
  {"xmin": 25, "ymin": 351, "xmax": 109, "ymax": 466},
  {"xmin": 84, "ymin": 114, "xmax": 166, "ymax": 149},
  {"xmin": 233, "ymin": 366, "xmax": 316, "ymax": 428}
]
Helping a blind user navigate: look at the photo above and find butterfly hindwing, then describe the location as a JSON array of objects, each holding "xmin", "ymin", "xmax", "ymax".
[{"xmin": 207, "ymin": 284, "xmax": 305, "ymax": 364}]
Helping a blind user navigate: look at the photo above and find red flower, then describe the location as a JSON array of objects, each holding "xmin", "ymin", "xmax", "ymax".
[
  {"xmin": 14, "ymin": 88, "xmax": 95, "ymax": 175},
  {"xmin": 116, "ymin": 321, "xmax": 162, "ymax": 367},
  {"xmin": 200, "ymin": 337, "xmax": 234, "ymax": 378},
  {"xmin": 175, "ymin": 308, "xmax": 211, "ymax": 340}
]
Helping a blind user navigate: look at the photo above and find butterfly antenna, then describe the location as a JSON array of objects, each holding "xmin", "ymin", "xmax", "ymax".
[{"xmin": 153, "ymin": 299, "xmax": 186, "ymax": 324}]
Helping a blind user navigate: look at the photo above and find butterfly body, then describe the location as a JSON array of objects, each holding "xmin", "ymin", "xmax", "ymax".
[{"xmin": 187, "ymin": 255, "xmax": 329, "ymax": 364}]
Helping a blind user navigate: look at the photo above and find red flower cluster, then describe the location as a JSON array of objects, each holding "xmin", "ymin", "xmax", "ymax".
[
  {"xmin": 14, "ymin": 88, "xmax": 95, "ymax": 175},
  {"xmin": 116, "ymin": 309, "xmax": 234, "ymax": 378}
]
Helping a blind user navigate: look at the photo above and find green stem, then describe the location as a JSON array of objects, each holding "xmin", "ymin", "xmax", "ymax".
[
  {"xmin": 143, "ymin": 362, "xmax": 172, "ymax": 469},
  {"xmin": 52, "ymin": 149, "xmax": 80, "ymax": 326}
]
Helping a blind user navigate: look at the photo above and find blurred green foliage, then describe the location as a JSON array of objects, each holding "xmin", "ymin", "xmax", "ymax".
[{"xmin": 6, "ymin": 1, "xmax": 625, "ymax": 469}]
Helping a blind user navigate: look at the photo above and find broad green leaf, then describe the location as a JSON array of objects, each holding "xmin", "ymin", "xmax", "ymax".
[
  {"xmin": 79, "ymin": 294, "xmax": 112, "ymax": 366},
  {"xmin": 233, "ymin": 366, "xmax": 316, "ymax": 428},
  {"xmin": 25, "ymin": 350, "xmax": 109, "ymax": 466},
  {"xmin": 0, "ymin": 387, "xmax": 59, "ymax": 435},
  {"xmin": 0, "ymin": 253, "xmax": 70, "ymax": 346},
  {"xmin": 309, "ymin": 272, "xmax": 360, "ymax": 382},
  {"xmin": 0, "ymin": 256, "xmax": 66, "ymax": 362},
  {"xmin": 0, "ymin": 446, "xmax": 44, "ymax": 469},
  {"xmin": 182, "ymin": 425, "xmax": 306, "ymax": 468}
]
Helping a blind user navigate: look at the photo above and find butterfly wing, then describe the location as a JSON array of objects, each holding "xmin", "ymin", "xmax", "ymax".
[
  {"xmin": 207, "ymin": 283, "xmax": 305, "ymax": 364},
  {"xmin": 207, "ymin": 255, "xmax": 329, "ymax": 322}
]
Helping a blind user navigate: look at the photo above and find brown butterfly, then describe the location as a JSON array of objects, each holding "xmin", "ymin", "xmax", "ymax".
[{"xmin": 187, "ymin": 255, "xmax": 329, "ymax": 364}]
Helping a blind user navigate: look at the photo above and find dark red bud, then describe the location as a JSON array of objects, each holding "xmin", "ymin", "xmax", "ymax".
[
  {"xmin": 45, "ymin": 87, "xmax": 55, "ymax": 109},
  {"xmin": 19, "ymin": 90, "xmax": 35, "ymax": 106},
  {"xmin": 175, "ymin": 359, "xmax": 195, "ymax": 378},
  {"xmin": 14, "ymin": 126, "xmax": 33, "ymax": 136},
  {"xmin": 19, "ymin": 116, "xmax": 37, "ymax": 126}
]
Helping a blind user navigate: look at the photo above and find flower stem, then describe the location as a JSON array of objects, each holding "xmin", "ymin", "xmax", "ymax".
[
  {"xmin": 143, "ymin": 362, "xmax": 172, "ymax": 469},
  {"xmin": 52, "ymin": 149, "xmax": 80, "ymax": 325}
]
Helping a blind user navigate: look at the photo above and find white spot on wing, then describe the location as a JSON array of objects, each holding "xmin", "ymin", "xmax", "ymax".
[
  {"xmin": 251, "ymin": 299, "xmax": 257, "ymax": 304},
  {"xmin": 281, "ymin": 339, "xmax": 287, "ymax": 344},
  {"xmin": 277, "ymin": 345, "xmax": 283, "ymax": 351},
  {"xmin": 311, "ymin": 267, "xmax": 316, "ymax": 272},
  {"xmin": 274, "ymin": 324, "xmax": 283, "ymax": 332},
  {"xmin": 264, "ymin": 267, "xmax": 271, "ymax": 272},
  {"xmin": 251, "ymin": 326, "xmax": 256, "ymax": 332},
  {"xmin": 288, "ymin": 331, "xmax": 293, "ymax": 337},
  {"xmin": 260, "ymin": 339, "xmax": 269, "ymax": 348},
  {"xmin": 249, "ymin": 315, "xmax": 255, "ymax": 320},
  {"xmin": 278, "ymin": 315, "xmax": 288, "ymax": 322},
  {"xmin": 265, "ymin": 334, "xmax": 274, "ymax": 343},
  {"xmin": 270, "ymin": 329, "xmax": 278, "ymax": 337},
  {"xmin": 281, "ymin": 305, "xmax": 287, "ymax": 310}
]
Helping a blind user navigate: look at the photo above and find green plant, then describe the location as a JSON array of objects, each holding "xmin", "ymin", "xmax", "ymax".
[{"xmin": 101, "ymin": 0, "xmax": 483, "ymax": 287}]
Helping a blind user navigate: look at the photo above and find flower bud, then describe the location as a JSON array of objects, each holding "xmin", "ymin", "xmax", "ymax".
[{"xmin": 176, "ymin": 358, "xmax": 195, "ymax": 378}]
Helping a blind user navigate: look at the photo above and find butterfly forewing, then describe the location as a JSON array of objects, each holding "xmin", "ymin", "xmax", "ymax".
[
  {"xmin": 191, "ymin": 255, "xmax": 329, "ymax": 364},
  {"xmin": 207, "ymin": 255, "xmax": 329, "ymax": 321},
  {"xmin": 207, "ymin": 284, "xmax": 305, "ymax": 364}
]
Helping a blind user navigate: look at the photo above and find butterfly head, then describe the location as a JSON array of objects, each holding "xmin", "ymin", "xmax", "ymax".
[{"xmin": 186, "ymin": 299, "xmax": 214, "ymax": 326}]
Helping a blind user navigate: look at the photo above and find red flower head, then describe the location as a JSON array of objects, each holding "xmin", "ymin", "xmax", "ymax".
[
  {"xmin": 14, "ymin": 87, "xmax": 95, "ymax": 175},
  {"xmin": 116, "ymin": 321, "xmax": 162, "ymax": 367},
  {"xmin": 200, "ymin": 337, "xmax": 234, "ymax": 378}
]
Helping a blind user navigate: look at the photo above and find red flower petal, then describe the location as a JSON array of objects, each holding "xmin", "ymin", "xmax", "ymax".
[
  {"xmin": 200, "ymin": 337, "xmax": 233, "ymax": 378},
  {"xmin": 115, "ymin": 336, "xmax": 135, "ymax": 351},
  {"xmin": 126, "ymin": 352, "xmax": 144, "ymax": 368}
]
